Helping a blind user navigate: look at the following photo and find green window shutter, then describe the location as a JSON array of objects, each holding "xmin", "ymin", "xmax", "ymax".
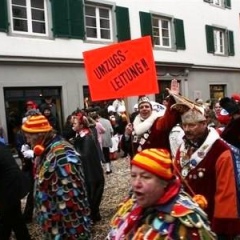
[
  {"xmin": 224, "ymin": 0, "xmax": 231, "ymax": 9},
  {"xmin": 51, "ymin": 0, "xmax": 70, "ymax": 37},
  {"xmin": 0, "ymin": 0, "xmax": 8, "ymax": 32},
  {"xmin": 115, "ymin": 6, "xmax": 131, "ymax": 42},
  {"xmin": 69, "ymin": 0, "xmax": 85, "ymax": 39},
  {"xmin": 139, "ymin": 11, "xmax": 153, "ymax": 45},
  {"xmin": 205, "ymin": 25, "xmax": 214, "ymax": 53},
  {"xmin": 174, "ymin": 18, "xmax": 185, "ymax": 50},
  {"xmin": 228, "ymin": 30, "xmax": 234, "ymax": 56},
  {"xmin": 139, "ymin": 11, "xmax": 153, "ymax": 37},
  {"xmin": 51, "ymin": 0, "xmax": 85, "ymax": 39}
]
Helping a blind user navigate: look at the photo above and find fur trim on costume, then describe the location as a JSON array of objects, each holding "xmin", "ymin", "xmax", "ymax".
[{"xmin": 133, "ymin": 112, "xmax": 160, "ymax": 136}]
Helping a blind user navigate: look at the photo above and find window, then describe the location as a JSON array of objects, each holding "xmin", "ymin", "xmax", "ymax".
[
  {"xmin": 152, "ymin": 16, "xmax": 171, "ymax": 48},
  {"xmin": 210, "ymin": 85, "xmax": 225, "ymax": 101},
  {"xmin": 51, "ymin": 0, "xmax": 130, "ymax": 42},
  {"xmin": 82, "ymin": 85, "xmax": 113, "ymax": 109},
  {"xmin": 10, "ymin": 0, "xmax": 48, "ymax": 35},
  {"xmin": 203, "ymin": 0, "xmax": 231, "ymax": 9},
  {"xmin": 85, "ymin": 4, "xmax": 113, "ymax": 41},
  {"xmin": 213, "ymin": 0, "xmax": 222, "ymax": 6},
  {"xmin": 84, "ymin": 4, "xmax": 131, "ymax": 42},
  {"xmin": 214, "ymin": 29, "xmax": 225, "ymax": 54},
  {"xmin": 155, "ymin": 80, "xmax": 181, "ymax": 103},
  {"xmin": 139, "ymin": 12, "xmax": 185, "ymax": 50},
  {"xmin": 206, "ymin": 25, "xmax": 235, "ymax": 56}
]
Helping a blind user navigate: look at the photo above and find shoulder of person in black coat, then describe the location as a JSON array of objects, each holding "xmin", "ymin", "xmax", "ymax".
[
  {"xmin": 0, "ymin": 142, "xmax": 31, "ymax": 203},
  {"xmin": 0, "ymin": 142, "xmax": 20, "ymax": 174}
]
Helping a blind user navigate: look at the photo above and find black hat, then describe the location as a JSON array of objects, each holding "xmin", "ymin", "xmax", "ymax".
[{"xmin": 219, "ymin": 97, "xmax": 240, "ymax": 115}]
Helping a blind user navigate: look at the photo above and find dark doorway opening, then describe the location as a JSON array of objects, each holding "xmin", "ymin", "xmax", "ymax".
[{"xmin": 4, "ymin": 87, "xmax": 63, "ymax": 148}]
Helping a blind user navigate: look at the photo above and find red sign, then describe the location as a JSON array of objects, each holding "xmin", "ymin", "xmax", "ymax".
[{"xmin": 83, "ymin": 36, "xmax": 159, "ymax": 101}]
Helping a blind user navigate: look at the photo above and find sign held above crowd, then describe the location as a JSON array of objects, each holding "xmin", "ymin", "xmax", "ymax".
[{"xmin": 83, "ymin": 36, "xmax": 159, "ymax": 101}]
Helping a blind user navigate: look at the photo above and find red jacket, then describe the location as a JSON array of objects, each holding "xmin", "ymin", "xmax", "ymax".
[{"xmin": 175, "ymin": 139, "xmax": 240, "ymax": 237}]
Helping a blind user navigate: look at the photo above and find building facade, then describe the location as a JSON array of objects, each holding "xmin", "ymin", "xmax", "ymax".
[{"xmin": 0, "ymin": 0, "xmax": 239, "ymax": 144}]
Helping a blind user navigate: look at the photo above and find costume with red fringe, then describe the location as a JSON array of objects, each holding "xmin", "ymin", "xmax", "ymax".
[{"xmin": 106, "ymin": 178, "xmax": 216, "ymax": 240}]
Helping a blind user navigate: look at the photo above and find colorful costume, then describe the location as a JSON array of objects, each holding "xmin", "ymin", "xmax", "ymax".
[
  {"xmin": 122, "ymin": 96, "xmax": 180, "ymax": 156},
  {"xmin": 174, "ymin": 127, "xmax": 240, "ymax": 238},
  {"xmin": 107, "ymin": 148, "xmax": 216, "ymax": 240},
  {"xmin": 107, "ymin": 180, "xmax": 215, "ymax": 240},
  {"xmin": 132, "ymin": 97, "xmax": 179, "ymax": 153},
  {"xmin": 35, "ymin": 135, "xmax": 91, "ymax": 239}
]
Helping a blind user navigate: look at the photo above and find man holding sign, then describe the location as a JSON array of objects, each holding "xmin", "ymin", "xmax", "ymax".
[
  {"xmin": 83, "ymin": 37, "xmax": 181, "ymax": 157},
  {"xmin": 121, "ymin": 79, "xmax": 181, "ymax": 157}
]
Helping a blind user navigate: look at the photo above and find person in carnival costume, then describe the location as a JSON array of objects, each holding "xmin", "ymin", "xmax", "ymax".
[
  {"xmin": 72, "ymin": 112, "xmax": 105, "ymax": 223},
  {"xmin": 106, "ymin": 148, "xmax": 216, "ymax": 240},
  {"xmin": 121, "ymin": 79, "xmax": 181, "ymax": 156},
  {"xmin": 171, "ymin": 93, "xmax": 240, "ymax": 240},
  {"xmin": 219, "ymin": 96, "xmax": 240, "ymax": 149},
  {"xmin": 21, "ymin": 114, "xmax": 91, "ymax": 239}
]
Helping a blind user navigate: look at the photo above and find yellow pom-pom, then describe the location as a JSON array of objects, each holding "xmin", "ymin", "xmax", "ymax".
[
  {"xmin": 33, "ymin": 145, "xmax": 45, "ymax": 156},
  {"xmin": 192, "ymin": 194, "xmax": 208, "ymax": 209}
]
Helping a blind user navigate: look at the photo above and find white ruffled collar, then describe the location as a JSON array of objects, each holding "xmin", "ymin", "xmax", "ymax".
[{"xmin": 179, "ymin": 127, "xmax": 219, "ymax": 177}]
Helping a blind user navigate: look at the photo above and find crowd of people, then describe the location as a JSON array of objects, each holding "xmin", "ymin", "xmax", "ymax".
[{"xmin": 1, "ymin": 81, "xmax": 240, "ymax": 239}]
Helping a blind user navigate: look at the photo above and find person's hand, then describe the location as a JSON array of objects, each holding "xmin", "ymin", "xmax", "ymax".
[
  {"xmin": 166, "ymin": 79, "xmax": 179, "ymax": 95},
  {"xmin": 21, "ymin": 144, "xmax": 30, "ymax": 152},
  {"xmin": 23, "ymin": 149, "xmax": 34, "ymax": 159}
]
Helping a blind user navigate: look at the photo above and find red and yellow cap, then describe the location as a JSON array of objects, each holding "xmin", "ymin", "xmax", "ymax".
[
  {"xmin": 22, "ymin": 115, "xmax": 52, "ymax": 133},
  {"xmin": 131, "ymin": 148, "xmax": 173, "ymax": 180}
]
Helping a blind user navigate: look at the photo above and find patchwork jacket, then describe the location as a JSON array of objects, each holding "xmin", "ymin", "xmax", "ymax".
[
  {"xmin": 34, "ymin": 135, "xmax": 91, "ymax": 240},
  {"xmin": 107, "ymin": 190, "xmax": 216, "ymax": 240}
]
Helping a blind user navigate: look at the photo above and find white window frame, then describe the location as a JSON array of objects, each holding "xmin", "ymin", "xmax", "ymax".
[
  {"xmin": 214, "ymin": 28, "xmax": 226, "ymax": 55},
  {"xmin": 212, "ymin": 0, "xmax": 223, "ymax": 7},
  {"xmin": 9, "ymin": 0, "xmax": 49, "ymax": 36},
  {"xmin": 85, "ymin": 4, "xmax": 113, "ymax": 42},
  {"xmin": 152, "ymin": 16, "xmax": 172, "ymax": 49}
]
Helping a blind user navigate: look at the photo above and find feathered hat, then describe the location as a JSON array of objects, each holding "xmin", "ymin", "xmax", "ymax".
[{"xmin": 170, "ymin": 92, "xmax": 206, "ymax": 123}]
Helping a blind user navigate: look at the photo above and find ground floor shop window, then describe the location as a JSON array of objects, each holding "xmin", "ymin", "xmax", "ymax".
[
  {"xmin": 209, "ymin": 84, "xmax": 226, "ymax": 102},
  {"xmin": 155, "ymin": 80, "xmax": 181, "ymax": 104},
  {"xmin": 4, "ymin": 87, "xmax": 62, "ymax": 147},
  {"xmin": 83, "ymin": 85, "xmax": 114, "ymax": 109}
]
